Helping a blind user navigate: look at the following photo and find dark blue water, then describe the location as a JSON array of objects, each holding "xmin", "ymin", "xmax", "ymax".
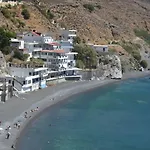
[{"xmin": 17, "ymin": 77, "xmax": 150, "ymax": 150}]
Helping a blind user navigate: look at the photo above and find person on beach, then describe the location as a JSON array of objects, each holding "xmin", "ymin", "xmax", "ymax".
[
  {"xmin": 11, "ymin": 144, "xmax": 16, "ymax": 149},
  {"xmin": 17, "ymin": 123, "xmax": 21, "ymax": 129},
  {"xmin": 14, "ymin": 123, "xmax": 18, "ymax": 128},
  {"xmin": 6, "ymin": 132, "xmax": 11, "ymax": 139},
  {"xmin": 0, "ymin": 121, "xmax": 1, "ymax": 126},
  {"xmin": 6, "ymin": 126, "xmax": 11, "ymax": 131}
]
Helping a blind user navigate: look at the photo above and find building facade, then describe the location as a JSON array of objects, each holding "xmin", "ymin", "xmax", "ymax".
[{"xmin": 8, "ymin": 64, "xmax": 48, "ymax": 93}]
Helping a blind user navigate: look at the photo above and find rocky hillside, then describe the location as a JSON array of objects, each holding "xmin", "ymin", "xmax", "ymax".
[
  {"xmin": 0, "ymin": 51, "xmax": 8, "ymax": 76},
  {"xmin": 0, "ymin": 0, "xmax": 150, "ymax": 43},
  {"xmin": 0, "ymin": 0, "xmax": 150, "ymax": 75}
]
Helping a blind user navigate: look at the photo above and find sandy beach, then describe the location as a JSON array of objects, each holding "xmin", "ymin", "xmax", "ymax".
[{"xmin": 0, "ymin": 71, "xmax": 150, "ymax": 150}]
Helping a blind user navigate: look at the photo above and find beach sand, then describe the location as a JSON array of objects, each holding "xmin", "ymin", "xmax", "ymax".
[{"xmin": 0, "ymin": 71, "xmax": 149, "ymax": 150}]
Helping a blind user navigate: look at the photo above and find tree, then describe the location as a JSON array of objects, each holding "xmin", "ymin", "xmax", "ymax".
[
  {"xmin": 47, "ymin": 9, "xmax": 54, "ymax": 19},
  {"xmin": 1, "ymin": 46, "xmax": 12, "ymax": 55},
  {"xmin": 0, "ymin": 27, "xmax": 16, "ymax": 51},
  {"xmin": 73, "ymin": 44, "xmax": 97, "ymax": 69},
  {"xmin": 13, "ymin": 50, "xmax": 24, "ymax": 60},
  {"xmin": 76, "ymin": 59, "xmax": 85, "ymax": 69},
  {"xmin": 73, "ymin": 36, "xmax": 81, "ymax": 44},
  {"xmin": 83, "ymin": 4, "xmax": 95, "ymax": 13},
  {"xmin": 140, "ymin": 60, "xmax": 148, "ymax": 68},
  {"xmin": 21, "ymin": 9, "xmax": 30, "ymax": 20}
]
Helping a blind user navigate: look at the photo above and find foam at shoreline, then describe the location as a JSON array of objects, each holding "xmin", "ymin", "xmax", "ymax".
[{"xmin": 0, "ymin": 71, "xmax": 150, "ymax": 150}]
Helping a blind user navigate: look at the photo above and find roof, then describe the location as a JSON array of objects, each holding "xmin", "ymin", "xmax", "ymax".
[
  {"xmin": 48, "ymin": 42, "xmax": 60, "ymax": 46},
  {"xmin": 32, "ymin": 31, "xmax": 41, "ymax": 36},
  {"xmin": 41, "ymin": 49, "xmax": 65, "ymax": 53}
]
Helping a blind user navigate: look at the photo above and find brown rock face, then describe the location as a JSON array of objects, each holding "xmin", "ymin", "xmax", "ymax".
[
  {"xmin": 0, "ymin": 51, "xmax": 7, "ymax": 75},
  {"xmin": 1, "ymin": 0, "xmax": 150, "ymax": 42}
]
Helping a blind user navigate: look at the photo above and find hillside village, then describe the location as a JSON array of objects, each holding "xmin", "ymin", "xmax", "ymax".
[
  {"xmin": 0, "ymin": 0, "xmax": 150, "ymax": 102},
  {"xmin": 0, "ymin": 27, "xmax": 125, "ymax": 101}
]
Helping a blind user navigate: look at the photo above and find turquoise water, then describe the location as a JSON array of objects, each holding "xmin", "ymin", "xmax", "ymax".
[{"xmin": 17, "ymin": 77, "xmax": 150, "ymax": 150}]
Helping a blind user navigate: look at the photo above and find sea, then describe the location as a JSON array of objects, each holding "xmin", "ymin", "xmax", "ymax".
[{"xmin": 17, "ymin": 77, "xmax": 150, "ymax": 150}]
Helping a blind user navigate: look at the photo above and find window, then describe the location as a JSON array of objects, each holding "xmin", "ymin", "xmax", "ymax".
[
  {"xmin": 29, "ymin": 72, "xmax": 32, "ymax": 76},
  {"xmin": 28, "ymin": 80, "xmax": 31, "ymax": 84},
  {"xmin": 32, "ymin": 79, "xmax": 35, "ymax": 83}
]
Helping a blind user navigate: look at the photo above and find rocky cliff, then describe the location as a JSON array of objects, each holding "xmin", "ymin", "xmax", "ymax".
[
  {"xmin": 98, "ymin": 55, "xmax": 122, "ymax": 79},
  {"xmin": 0, "ymin": 51, "xmax": 8, "ymax": 76}
]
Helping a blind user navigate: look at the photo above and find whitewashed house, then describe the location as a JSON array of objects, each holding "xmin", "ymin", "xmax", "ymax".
[
  {"xmin": 88, "ymin": 43, "xmax": 109, "ymax": 53},
  {"xmin": 10, "ymin": 38, "xmax": 25, "ymax": 51},
  {"xmin": 22, "ymin": 30, "xmax": 54, "ymax": 44},
  {"xmin": 22, "ymin": 31, "xmax": 43, "ymax": 43},
  {"xmin": 15, "ymin": 30, "xmax": 82, "ymax": 81},
  {"xmin": 60, "ymin": 29, "xmax": 77, "ymax": 44},
  {"xmin": 8, "ymin": 64, "xmax": 48, "ymax": 93}
]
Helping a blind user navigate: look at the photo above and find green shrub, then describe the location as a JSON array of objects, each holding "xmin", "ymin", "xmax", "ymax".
[
  {"xmin": 1, "ymin": 46, "xmax": 12, "ymax": 55},
  {"xmin": 96, "ymin": 4, "xmax": 101, "ymax": 9},
  {"xmin": 73, "ymin": 36, "xmax": 81, "ymax": 44},
  {"xmin": 17, "ymin": 19, "xmax": 25, "ymax": 28},
  {"xmin": 132, "ymin": 52, "xmax": 141, "ymax": 61},
  {"xmin": 108, "ymin": 48, "xmax": 116, "ymax": 53},
  {"xmin": 1, "ymin": 8, "xmax": 11, "ymax": 18},
  {"xmin": 6, "ymin": 4, "xmax": 12, "ymax": 9},
  {"xmin": 140, "ymin": 60, "xmax": 148, "ymax": 68},
  {"xmin": 13, "ymin": 50, "xmax": 24, "ymax": 60},
  {"xmin": 122, "ymin": 42, "xmax": 141, "ymax": 62},
  {"xmin": 28, "ymin": 58, "xmax": 44, "ymax": 66},
  {"xmin": 21, "ymin": 4, "xmax": 26, "ymax": 9},
  {"xmin": 134, "ymin": 29, "xmax": 150, "ymax": 45},
  {"xmin": 23, "ymin": 54, "xmax": 29, "ymax": 61},
  {"xmin": 21, "ymin": 8, "xmax": 30, "ymax": 20},
  {"xmin": 11, "ymin": 18, "xmax": 17, "ymax": 24},
  {"xmin": 83, "ymin": 4, "xmax": 95, "ymax": 12},
  {"xmin": 47, "ymin": 9, "xmax": 54, "ymax": 19},
  {"xmin": 11, "ymin": 11, "xmax": 16, "ymax": 17},
  {"xmin": 113, "ymin": 16, "xmax": 118, "ymax": 20}
]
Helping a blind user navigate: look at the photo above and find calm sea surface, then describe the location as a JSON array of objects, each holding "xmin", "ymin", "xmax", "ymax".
[{"xmin": 17, "ymin": 77, "xmax": 150, "ymax": 150}]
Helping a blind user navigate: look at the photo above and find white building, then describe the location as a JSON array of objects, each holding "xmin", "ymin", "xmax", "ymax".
[
  {"xmin": 43, "ymin": 35, "xmax": 54, "ymax": 43},
  {"xmin": 60, "ymin": 29, "xmax": 77, "ymax": 44},
  {"xmin": 88, "ymin": 43, "xmax": 109, "ymax": 53},
  {"xmin": 10, "ymin": 38, "xmax": 25, "ymax": 50},
  {"xmin": 32, "ymin": 49, "xmax": 68, "ymax": 71},
  {"xmin": 22, "ymin": 30, "xmax": 54, "ymax": 44},
  {"xmin": 8, "ymin": 64, "xmax": 48, "ymax": 93},
  {"xmin": 22, "ymin": 31, "xmax": 43, "ymax": 43},
  {"xmin": 15, "ymin": 30, "xmax": 82, "ymax": 81}
]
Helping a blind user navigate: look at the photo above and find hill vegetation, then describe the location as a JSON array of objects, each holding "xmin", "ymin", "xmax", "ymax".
[{"xmin": 0, "ymin": 0, "xmax": 150, "ymax": 71}]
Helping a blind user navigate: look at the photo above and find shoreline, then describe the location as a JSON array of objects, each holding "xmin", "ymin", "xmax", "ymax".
[{"xmin": 0, "ymin": 71, "xmax": 150, "ymax": 150}]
